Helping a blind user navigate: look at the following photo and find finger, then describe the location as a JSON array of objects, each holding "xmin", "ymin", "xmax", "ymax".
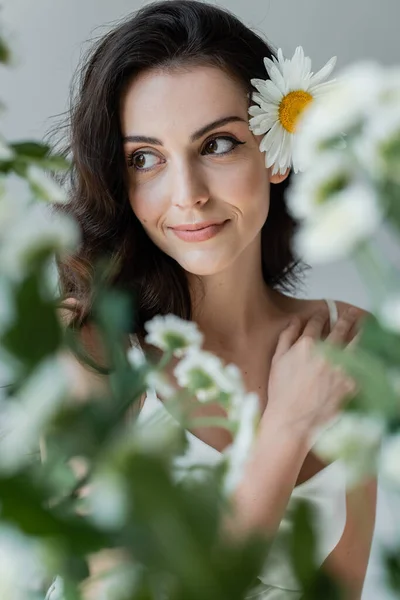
[
  {"xmin": 326, "ymin": 307, "xmax": 358, "ymax": 346},
  {"xmin": 346, "ymin": 331, "xmax": 361, "ymax": 352},
  {"xmin": 301, "ymin": 310, "xmax": 329, "ymax": 341},
  {"xmin": 274, "ymin": 318, "xmax": 302, "ymax": 359}
]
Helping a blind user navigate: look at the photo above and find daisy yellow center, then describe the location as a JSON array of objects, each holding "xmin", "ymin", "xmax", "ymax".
[{"xmin": 279, "ymin": 90, "xmax": 314, "ymax": 133}]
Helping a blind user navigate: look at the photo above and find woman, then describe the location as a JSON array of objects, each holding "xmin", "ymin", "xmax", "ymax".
[{"xmin": 54, "ymin": 1, "xmax": 377, "ymax": 597}]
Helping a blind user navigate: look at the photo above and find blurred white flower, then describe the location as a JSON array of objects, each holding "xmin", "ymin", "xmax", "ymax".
[
  {"xmin": 88, "ymin": 471, "xmax": 129, "ymax": 530},
  {"xmin": 0, "ymin": 187, "xmax": 26, "ymax": 232},
  {"xmin": 377, "ymin": 65, "xmax": 400, "ymax": 105},
  {"xmin": 45, "ymin": 575, "xmax": 64, "ymax": 600},
  {"xmin": 380, "ymin": 433, "xmax": 400, "ymax": 486},
  {"xmin": 286, "ymin": 152, "xmax": 356, "ymax": 220},
  {"xmin": 0, "ymin": 525, "xmax": 47, "ymax": 600},
  {"xmin": 127, "ymin": 345, "xmax": 146, "ymax": 369},
  {"xmin": 223, "ymin": 393, "xmax": 260, "ymax": 495},
  {"xmin": 144, "ymin": 314, "xmax": 203, "ymax": 357},
  {"xmin": 26, "ymin": 165, "xmax": 67, "ymax": 203},
  {"xmin": 355, "ymin": 104, "xmax": 400, "ymax": 183},
  {"xmin": 294, "ymin": 61, "xmax": 384, "ymax": 171},
  {"xmin": 312, "ymin": 412, "xmax": 384, "ymax": 487},
  {"xmin": 174, "ymin": 348, "xmax": 243, "ymax": 403},
  {"xmin": 294, "ymin": 182, "xmax": 382, "ymax": 263},
  {"xmin": 0, "ymin": 357, "xmax": 68, "ymax": 473},
  {"xmin": 0, "ymin": 137, "xmax": 14, "ymax": 161},
  {"xmin": 146, "ymin": 369, "xmax": 176, "ymax": 400},
  {"xmin": 0, "ymin": 202, "xmax": 80, "ymax": 281},
  {"xmin": 378, "ymin": 293, "xmax": 400, "ymax": 334}
]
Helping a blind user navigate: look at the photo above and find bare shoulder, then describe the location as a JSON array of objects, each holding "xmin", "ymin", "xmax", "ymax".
[
  {"xmin": 331, "ymin": 299, "xmax": 370, "ymax": 319},
  {"xmin": 293, "ymin": 296, "xmax": 369, "ymax": 321},
  {"xmin": 280, "ymin": 295, "xmax": 370, "ymax": 340}
]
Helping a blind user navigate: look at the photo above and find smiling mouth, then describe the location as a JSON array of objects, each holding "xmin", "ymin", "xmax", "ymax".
[
  {"xmin": 169, "ymin": 220, "xmax": 229, "ymax": 242},
  {"xmin": 170, "ymin": 220, "xmax": 227, "ymax": 231}
]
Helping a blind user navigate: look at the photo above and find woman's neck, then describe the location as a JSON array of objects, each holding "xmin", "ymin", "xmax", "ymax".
[{"xmin": 188, "ymin": 250, "xmax": 290, "ymax": 351}]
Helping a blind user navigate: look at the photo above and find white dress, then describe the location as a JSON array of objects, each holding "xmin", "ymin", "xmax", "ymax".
[
  {"xmin": 46, "ymin": 298, "xmax": 347, "ymax": 600},
  {"xmin": 136, "ymin": 298, "xmax": 347, "ymax": 599}
]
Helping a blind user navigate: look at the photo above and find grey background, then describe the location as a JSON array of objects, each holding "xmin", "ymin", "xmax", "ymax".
[{"xmin": 1, "ymin": 1, "xmax": 399, "ymax": 598}]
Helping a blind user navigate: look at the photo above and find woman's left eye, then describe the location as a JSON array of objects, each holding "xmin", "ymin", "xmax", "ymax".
[{"xmin": 202, "ymin": 136, "xmax": 245, "ymax": 156}]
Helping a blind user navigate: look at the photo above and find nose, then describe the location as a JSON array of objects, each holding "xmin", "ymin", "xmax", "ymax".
[{"xmin": 170, "ymin": 161, "xmax": 209, "ymax": 209}]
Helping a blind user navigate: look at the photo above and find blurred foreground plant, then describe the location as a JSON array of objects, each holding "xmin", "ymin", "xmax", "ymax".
[{"xmin": 288, "ymin": 59, "xmax": 400, "ymax": 596}]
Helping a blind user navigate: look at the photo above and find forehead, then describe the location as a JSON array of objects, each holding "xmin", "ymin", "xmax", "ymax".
[{"xmin": 120, "ymin": 65, "xmax": 248, "ymax": 136}]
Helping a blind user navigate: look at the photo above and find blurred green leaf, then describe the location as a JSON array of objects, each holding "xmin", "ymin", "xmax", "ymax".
[
  {"xmin": 121, "ymin": 453, "xmax": 267, "ymax": 600},
  {"xmin": 0, "ymin": 36, "xmax": 11, "ymax": 64},
  {"xmin": 302, "ymin": 569, "xmax": 343, "ymax": 600},
  {"xmin": 2, "ymin": 270, "xmax": 62, "ymax": 369},
  {"xmin": 290, "ymin": 500, "xmax": 317, "ymax": 590},
  {"xmin": 11, "ymin": 141, "xmax": 51, "ymax": 159},
  {"xmin": 318, "ymin": 341, "xmax": 399, "ymax": 418},
  {"xmin": 40, "ymin": 155, "xmax": 70, "ymax": 172},
  {"xmin": 385, "ymin": 549, "xmax": 400, "ymax": 593},
  {"xmin": 360, "ymin": 314, "xmax": 400, "ymax": 367},
  {"xmin": 0, "ymin": 471, "xmax": 109, "ymax": 555}
]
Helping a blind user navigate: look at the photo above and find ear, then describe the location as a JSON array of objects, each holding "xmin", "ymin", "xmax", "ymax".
[{"xmin": 268, "ymin": 167, "xmax": 291, "ymax": 184}]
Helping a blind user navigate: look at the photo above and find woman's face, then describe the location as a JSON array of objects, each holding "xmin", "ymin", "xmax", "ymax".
[{"xmin": 120, "ymin": 65, "xmax": 288, "ymax": 276}]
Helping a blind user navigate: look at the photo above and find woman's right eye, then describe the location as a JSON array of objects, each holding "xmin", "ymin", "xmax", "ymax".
[{"xmin": 127, "ymin": 151, "xmax": 160, "ymax": 171}]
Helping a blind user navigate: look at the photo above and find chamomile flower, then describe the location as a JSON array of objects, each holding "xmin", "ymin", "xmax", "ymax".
[
  {"xmin": 173, "ymin": 348, "xmax": 241, "ymax": 403},
  {"xmin": 248, "ymin": 46, "xmax": 337, "ymax": 175},
  {"xmin": 144, "ymin": 314, "xmax": 203, "ymax": 357},
  {"xmin": 312, "ymin": 412, "xmax": 384, "ymax": 487},
  {"xmin": 293, "ymin": 181, "xmax": 382, "ymax": 263}
]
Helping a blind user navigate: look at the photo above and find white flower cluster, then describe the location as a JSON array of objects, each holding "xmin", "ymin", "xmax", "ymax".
[
  {"xmin": 0, "ymin": 188, "xmax": 79, "ymax": 283},
  {"xmin": 312, "ymin": 412, "xmax": 385, "ymax": 488},
  {"xmin": 0, "ymin": 356, "xmax": 69, "ymax": 473},
  {"xmin": 287, "ymin": 61, "xmax": 400, "ymax": 264},
  {"xmin": 135, "ymin": 314, "xmax": 261, "ymax": 495},
  {"xmin": 0, "ymin": 524, "xmax": 48, "ymax": 600}
]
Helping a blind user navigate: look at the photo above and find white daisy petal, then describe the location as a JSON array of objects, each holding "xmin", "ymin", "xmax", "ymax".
[
  {"xmin": 251, "ymin": 79, "xmax": 282, "ymax": 105},
  {"xmin": 248, "ymin": 105, "xmax": 265, "ymax": 117},
  {"xmin": 263, "ymin": 57, "xmax": 287, "ymax": 96},
  {"xmin": 279, "ymin": 131, "xmax": 292, "ymax": 169},
  {"xmin": 250, "ymin": 114, "xmax": 277, "ymax": 135},
  {"xmin": 310, "ymin": 56, "xmax": 338, "ymax": 88}
]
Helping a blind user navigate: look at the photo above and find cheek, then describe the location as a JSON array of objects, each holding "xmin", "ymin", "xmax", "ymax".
[
  {"xmin": 128, "ymin": 185, "xmax": 162, "ymax": 227},
  {"xmin": 225, "ymin": 158, "xmax": 270, "ymax": 220}
]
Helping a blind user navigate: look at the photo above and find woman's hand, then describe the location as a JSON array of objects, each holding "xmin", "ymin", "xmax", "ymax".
[
  {"xmin": 226, "ymin": 306, "xmax": 362, "ymax": 540},
  {"xmin": 263, "ymin": 307, "xmax": 360, "ymax": 449}
]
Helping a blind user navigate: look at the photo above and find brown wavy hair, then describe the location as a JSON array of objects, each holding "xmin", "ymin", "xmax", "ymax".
[{"xmin": 51, "ymin": 0, "xmax": 307, "ymax": 337}]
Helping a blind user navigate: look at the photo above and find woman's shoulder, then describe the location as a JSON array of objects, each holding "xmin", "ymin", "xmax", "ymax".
[{"xmin": 283, "ymin": 295, "xmax": 369, "ymax": 321}]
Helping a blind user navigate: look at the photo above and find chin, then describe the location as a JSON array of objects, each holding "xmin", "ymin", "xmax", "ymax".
[{"xmin": 173, "ymin": 250, "xmax": 236, "ymax": 276}]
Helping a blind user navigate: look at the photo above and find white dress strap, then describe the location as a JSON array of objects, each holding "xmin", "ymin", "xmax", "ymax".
[{"xmin": 323, "ymin": 298, "xmax": 338, "ymax": 331}]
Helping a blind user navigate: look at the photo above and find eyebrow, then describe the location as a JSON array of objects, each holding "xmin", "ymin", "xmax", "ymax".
[{"xmin": 122, "ymin": 115, "xmax": 247, "ymax": 145}]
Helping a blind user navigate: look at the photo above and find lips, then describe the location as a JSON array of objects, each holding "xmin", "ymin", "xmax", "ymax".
[
  {"xmin": 170, "ymin": 220, "xmax": 227, "ymax": 231},
  {"xmin": 169, "ymin": 220, "xmax": 229, "ymax": 242}
]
